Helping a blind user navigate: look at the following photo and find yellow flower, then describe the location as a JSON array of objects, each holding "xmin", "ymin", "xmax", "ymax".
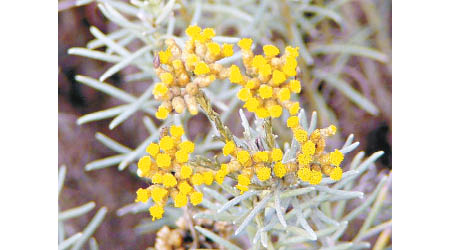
[
  {"xmin": 191, "ymin": 173, "xmax": 204, "ymax": 186},
  {"xmin": 194, "ymin": 62, "xmax": 210, "ymax": 75},
  {"xmin": 282, "ymin": 57, "xmax": 298, "ymax": 77},
  {"xmin": 293, "ymin": 128, "xmax": 308, "ymax": 143},
  {"xmin": 271, "ymin": 148, "xmax": 283, "ymax": 162},
  {"xmin": 174, "ymin": 193, "xmax": 188, "ymax": 207},
  {"xmin": 287, "ymin": 116, "xmax": 299, "ymax": 128},
  {"xmin": 135, "ymin": 188, "xmax": 151, "ymax": 203},
  {"xmin": 237, "ymin": 87, "xmax": 252, "ymax": 101},
  {"xmin": 297, "ymin": 153, "xmax": 312, "ymax": 166},
  {"xmin": 175, "ymin": 150, "xmax": 189, "ymax": 163},
  {"xmin": 201, "ymin": 28, "xmax": 215, "ymax": 41},
  {"xmin": 259, "ymin": 64, "xmax": 272, "ymax": 77},
  {"xmin": 220, "ymin": 164, "xmax": 230, "ymax": 174},
  {"xmin": 330, "ymin": 149, "xmax": 344, "ymax": 166},
  {"xmin": 263, "ymin": 45, "xmax": 280, "ymax": 57},
  {"xmin": 162, "ymin": 173, "xmax": 177, "ymax": 188},
  {"xmin": 252, "ymin": 55, "xmax": 266, "ymax": 68},
  {"xmin": 330, "ymin": 125, "xmax": 337, "ymax": 135},
  {"xmin": 253, "ymin": 151, "xmax": 269, "ymax": 163},
  {"xmin": 271, "ymin": 70, "xmax": 286, "ymax": 86},
  {"xmin": 223, "ymin": 141, "xmax": 236, "ymax": 156},
  {"xmin": 151, "ymin": 187, "xmax": 168, "ymax": 203},
  {"xmin": 237, "ymin": 150, "xmax": 251, "ymax": 165},
  {"xmin": 156, "ymin": 106, "xmax": 169, "ymax": 120},
  {"xmin": 153, "ymin": 83, "xmax": 168, "ymax": 97},
  {"xmin": 152, "ymin": 173, "xmax": 163, "ymax": 184},
  {"xmin": 159, "ymin": 136, "xmax": 174, "ymax": 151},
  {"xmin": 214, "ymin": 169, "xmax": 227, "ymax": 184},
  {"xmin": 185, "ymin": 25, "xmax": 201, "ymax": 39},
  {"xmin": 178, "ymin": 181, "xmax": 193, "ymax": 194},
  {"xmin": 238, "ymin": 38, "xmax": 253, "ymax": 51},
  {"xmin": 277, "ymin": 87, "xmax": 291, "ymax": 102},
  {"xmin": 330, "ymin": 167, "xmax": 343, "ymax": 181},
  {"xmin": 149, "ymin": 204, "xmax": 164, "ymax": 221},
  {"xmin": 229, "ymin": 64, "xmax": 243, "ymax": 83},
  {"xmin": 285, "ymin": 46, "xmax": 299, "ymax": 57},
  {"xmin": 256, "ymin": 167, "xmax": 271, "ymax": 181},
  {"xmin": 186, "ymin": 54, "xmax": 199, "ymax": 68},
  {"xmin": 268, "ymin": 104, "xmax": 282, "ymax": 118},
  {"xmin": 238, "ymin": 174, "xmax": 251, "ymax": 186},
  {"xmin": 170, "ymin": 125, "xmax": 184, "ymax": 138},
  {"xmin": 156, "ymin": 153, "xmax": 172, "ymax": 168},
  {"xmin": 246, "ymin": 79, "xmax": 258, "ymax": 89},
  {"xmin": 158, "ymin": 50, "xmax": 172, "ymax": 64},
  {"xmin": 146, "ymin": 143, "xmax": 160, "ymax": 157},
  {"xmin": 289, "ymin": 102, "xmax": 300, "ymax": 115},
  {"xmin": 179, "ymin": 141, "xmax": 195, "ymax": 153},
  {"xmin": 273, "ymin": 162, "xmax": 286, "ymax": 178},
  {"xmin": 256, "ymin": 107, "xmax": 270, "ymax": 118},
  {"xmin": 236, "ymin": 184, "xmax": 249, "ymax": 194},
  {"xmin": 302, "ymin": 140, "xmax": 316, "ymax": 156},
  {"xmin": 160, "ymin": 72, "xmax": 174, "ymax": 85},
  {"xmin": 180, "ymin": 165, "xmax": 193, "ymax": 179},
  {"xmin": 222, "ymin": 43, "xmax": 234, "ymax": 57},
  {"xmin": 190, "ymin": 191, "xmax": 203, "ymax": 206},
  {"xmin": 207, "ymin": 42, "xmax": 221, "ymax": 56},
  {"xmin": 309, "ymin": 170, "xmax": 322, "ymax": 185},
  {"xmin": 244, "ymin": 97, "xmax": 260, "ymax": 112},
  {"xmin": 258, "ymin": 84, "xmax": 273, "ymax": 99},
  {"xmin": 138, "ymin": 156, "xmax": 152, "ymax": 173},
  {"xmin": 289, "ymin": 80, "xmax": 301, "ymax": 93},
  {"xmin": 202, "ymin": 172, "xmax": 214, "ymax": 185},
  {"xmin": 297, "ymin": 167, "xmax": 311, "ymax": 182}
]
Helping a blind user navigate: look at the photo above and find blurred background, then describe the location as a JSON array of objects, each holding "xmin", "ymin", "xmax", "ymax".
[{"xmin": 58, "ymin": 0, "xmax": 391, "ymax": 248}]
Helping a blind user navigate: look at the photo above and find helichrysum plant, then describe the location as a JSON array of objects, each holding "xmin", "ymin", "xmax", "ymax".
[
  {"xmin": 65, "ymin": 0, "xmax": 391, "ymax": 248},
  {"xmin": 121, "ymin": 28, "xmax": 390, "ymax": 249}
]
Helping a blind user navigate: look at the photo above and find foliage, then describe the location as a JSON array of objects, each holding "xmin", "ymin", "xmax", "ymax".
[{"xmin": 61, "ymin": 0, "xmax": 392, "ymax": 249}]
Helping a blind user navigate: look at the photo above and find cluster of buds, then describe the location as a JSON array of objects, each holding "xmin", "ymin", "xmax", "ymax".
[
  {"xmin": 218, "ymin": 140, "xmax": 287, "ymax": 194},
  {"xmin": 228, "ymin": 38, "xmax": 302, "ymax": 118},
  {"xmin": 153, "ymin": 25, "xmax": 234, "ymax": 119},
  {"xmin": 134, "ymin": 125, "xmax": 215, "ymax": 220},
  {"xmin": 154, "ymin": 226, "xmax": 183, "ymax": 250},
  {"xmin": 286, "ymin": 116, "xmax": 344, "ymax": 185},
  {"xmin": 153, "ymin": 215, "xmax": 233, "ymax": 250}
]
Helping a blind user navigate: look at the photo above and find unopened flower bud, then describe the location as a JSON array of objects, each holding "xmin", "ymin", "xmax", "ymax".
[
  {"xmin": 172, "ymin": 97, "xmax": 186, "ymax": 114},
  {"xmin": 184, "ymin": 95, "xmax": 198, "ymax": 115},
  {"xmin": 186, "ymin": 82, "xmax": 199, "ymax": 96}
]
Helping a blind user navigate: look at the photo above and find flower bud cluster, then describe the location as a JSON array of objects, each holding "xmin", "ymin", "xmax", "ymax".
[
  {"xmin": 153, "ymin": 26, "xmax": 234, "ymax": 119},
  {"xmin": 219, "ymin": 140, "xmax": 287, "ymax": 194},
  {"xmin": 287, "ymin": 116, "xmax": 344, "ymax": 185},
  {"xmin": 134, "ymin": 125, "xmax": 214, "ymax": 220},
  {"xmin": 229, "ymin": 38, "xmax": 302, "ymax": 118}
]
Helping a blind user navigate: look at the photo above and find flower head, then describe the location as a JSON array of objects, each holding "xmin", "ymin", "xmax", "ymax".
[
  {"xmin": 149, "ymin": 205, "xmax": 164, "ymax": 221},
  {"xmin": 256, "ymin": 167, "xmax": 271, "ymax": 181},
  {"xmin": 230, "ymin": 40, "xmax": 302, "ymax": 118},
  {"xmin": 190, "ymin": 191, "xmax": 203, "ymax": 206},
  {"xmin": 135, "ymin": 188, "xmax": 151, "ymax": 203},
  {"xmin": 154, "ymin": 26, "xmax": 234, "ymax": 119},
  {"xmin": 135, "ymin": 126, "xmax": 212, "ymax": 220}
]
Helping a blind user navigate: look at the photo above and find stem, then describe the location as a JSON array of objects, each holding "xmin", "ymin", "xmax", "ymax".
[
  {"xmin": 263, "ymin": 118, "xmax": 275, "ymax": 150},
  {"xmin": 196, "ymin": 90, "xmax": 234, "ymax": 142},
  {"xmin": 183, "ymin": 205, "xmax": 199, "ymax": 249}
]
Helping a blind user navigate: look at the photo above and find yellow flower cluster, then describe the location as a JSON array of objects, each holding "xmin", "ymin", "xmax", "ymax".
[
  {"xmin": 153, "ymin": 26, "xmax": 234, "ymax": 119},
  {"xmin": 229, "ymin": 38, "xmax": 302, "ymax": 118},
  {"xmin": 219, "ymin": 140, "xmax": 287, "ymax": 194},
  {"xmin": 288, "ymin": 119, "xmax": 344, "ymax": 185},
  {"xmin": 134, "ymin": 125, "xmax": 214, "ymax": 221}
]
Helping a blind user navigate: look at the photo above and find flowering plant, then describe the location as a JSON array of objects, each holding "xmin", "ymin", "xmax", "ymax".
[{"xmin": 61, "ymin": 0, "xmax": 392, "ymax": 248}]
